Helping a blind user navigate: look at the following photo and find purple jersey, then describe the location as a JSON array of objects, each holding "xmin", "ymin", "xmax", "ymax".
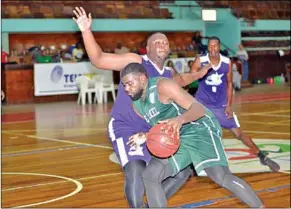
[
  {"xmin": 110, "ymin": 55, "xmax": 173, "ymax": 132},
  {"xmin": 195, "ymin": 54, "xmax": 230, "ymax": 108}
]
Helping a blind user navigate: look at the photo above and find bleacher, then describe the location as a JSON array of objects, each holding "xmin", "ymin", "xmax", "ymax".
[
  {"xmin": 1, "ymin": 0, "xmax": 173, "ymax": 19},
  {"xmin": 196, "ymin": 1, "xmax": 290, "ymax": 20}
]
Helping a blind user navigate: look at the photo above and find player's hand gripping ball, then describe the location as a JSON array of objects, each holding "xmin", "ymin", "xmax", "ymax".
[{"xmin": 146, "ymin": 123, "xmax": 180, "ymax": 158}]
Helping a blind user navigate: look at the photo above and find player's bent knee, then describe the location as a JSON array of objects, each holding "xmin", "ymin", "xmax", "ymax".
[
  {"xmin": 142, "ymin": 167, "xmax": 162, "ymax": 183},
  {"xmin": 124, "ymin": 160, "xmax": 146, "ymax": 180},
  {"xmin": 142, "ymin": 159, "xmax": 167, "ymax": 183},
  {"xmin": 205, "ymin": 167, "xmax": 226, "ymax": 186},
  {"xmin": 232, "ymin": 129, "xmax": 245, "ymax": 140}
]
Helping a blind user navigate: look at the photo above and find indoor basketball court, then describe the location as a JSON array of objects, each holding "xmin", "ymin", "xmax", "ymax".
[{"xmin": 1, "ymin": 83, "xmax": 290, "ymax": 208}]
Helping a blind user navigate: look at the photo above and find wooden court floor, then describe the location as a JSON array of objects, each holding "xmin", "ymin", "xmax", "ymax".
[{"xmin": 1, "ymin": 83, "xmax": 290, "ymax": 208}]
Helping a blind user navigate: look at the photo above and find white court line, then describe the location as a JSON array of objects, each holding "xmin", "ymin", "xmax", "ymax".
[
  {"xmin": 27, "ymin": 135, "xmax": 113, "ymax": 150},
  {"xmin": 279, "ymin": 170, "xmax": 291, "ymax": 174},
  {"xmin": 244, "ymin": 131, "xmax": 290, "ymax": 135},
  {"xmin": 235, "ymin": 97, "xmax": 290, "ymax": 104},
  {"xmin": 4, "ymin": 132, "xmax": 113, "ymax": 150},
  {"xmin": 240, "ymin": 121, "xmax": 290, "ymax": 126},
  {"xmin": 2, "ymin": 120, "xmax": 35, "ymax": 124},
  {"xmin": 240, "ymin": 113, "xmax": 290, "ymax": 118},
  {"xmin": 2, "ymin": 172, "xmax": 122, "ymax": 192},
  {"xmin": 240, "ymin": 109, "xmax": 290, "ymax": 116},
  {"xmin": 2, "ymin": 172, "xmax": 83, "ymax": 208},
  {"xmin": 2, "ymin": 145, "xmax": 86, "ymax": 156},
  {"xmin": 2, "ymin": 128, "xmax": 107, "ymax": 133},
  {"xmin": 255, "ymin": 114, "xmax": 290, "ymax": 118}
]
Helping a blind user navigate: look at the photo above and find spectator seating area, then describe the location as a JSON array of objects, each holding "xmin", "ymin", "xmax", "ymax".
[
  {"xmin": 196, "ymin": 1, "xmax": 290, "ymax": 20},
  {"xmin": 241, "ymin": 31, "xmax": 290, "ymax": 56},
  {"xmin": 1, "ymin": 0, "xmax": 173, "ymax": 19}
]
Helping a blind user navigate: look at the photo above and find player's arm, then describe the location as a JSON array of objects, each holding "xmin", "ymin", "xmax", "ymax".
[
  {"xmin": 171, "ymin": 58, "xmax": 211, "ymax": 87},
  {"xmin": 73, "ymin": 7, "xmax": 141, "ymax": 71},
  {"xmin": 190, "ymin": 56, "xmax": 212, "ymax": 74},
  {"xmin": 225, "ymin": 61, "xmax": 234, "ymax": 118},
  {"xmin": 157, "ymin": 78, "xmax": 206, "ymax": 125}
]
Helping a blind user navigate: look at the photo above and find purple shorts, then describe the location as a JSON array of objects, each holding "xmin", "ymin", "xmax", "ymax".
[
  {"xmin": 108, "ymin": 118, "xmax": 152, "ymax": 168},
  {"xmin": 206, "ymin": 106, "xmax": 240, "ymax": 129}
]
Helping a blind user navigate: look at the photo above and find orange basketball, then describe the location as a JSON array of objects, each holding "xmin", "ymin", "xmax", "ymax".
[{"xmin": 146, "ymin": 123, "xmax": 180, "ymax": 158}]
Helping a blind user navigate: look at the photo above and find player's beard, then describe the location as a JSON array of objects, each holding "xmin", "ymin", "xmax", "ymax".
[{"xmin": 130, "ymin": 89, "xmax": 144, "ymax": 101}]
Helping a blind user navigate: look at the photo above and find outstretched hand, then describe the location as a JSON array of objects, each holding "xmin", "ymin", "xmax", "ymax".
[{"xmin": 72, "ymin": 7, "xmax": 92, "ymax": 32}]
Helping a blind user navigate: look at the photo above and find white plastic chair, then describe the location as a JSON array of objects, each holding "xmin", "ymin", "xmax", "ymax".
[
  {"xmin": 75, "ymin": 76, "xmax": 99, "ymax": 105},
  {"xmin": 92, "ymin": 71, "xmax": 117, "ymax": 104}
]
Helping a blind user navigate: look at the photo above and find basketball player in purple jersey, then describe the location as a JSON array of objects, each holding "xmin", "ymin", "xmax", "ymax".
[
  {"xmin": 73, "ymin": 7, "xmax": 211, "ymax": 207},
  {"xmin": 191, "ymin": 36, "xmax": 280, "ymax": 172}
]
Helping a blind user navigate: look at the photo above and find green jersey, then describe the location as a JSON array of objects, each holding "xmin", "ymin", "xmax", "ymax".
[
  {"xmin": 133, "ymin": 77, "xmax": 229, "ymax": 176},
  {"xmin": 133, "ymin": 77, "xmax": 214, "ymax": 133}
]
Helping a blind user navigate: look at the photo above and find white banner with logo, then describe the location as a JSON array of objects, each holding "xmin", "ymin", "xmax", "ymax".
[
  {"xmin": 34, "ymin": 62, "xmax": 106, "ymax": 96},
  {"xmin": 165, "ymin": 57, "xmax": 196, "ymax": 74}
]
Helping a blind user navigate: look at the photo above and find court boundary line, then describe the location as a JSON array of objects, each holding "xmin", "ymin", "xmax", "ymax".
[
  {"xmin": 1, "ymin": 172, "xmax": 122, "ymax": 192},
  {"xmin": 2, "ymin": 172, "xmax": 83, "ymax": 208},
  {"xmin": 3, "ymin": 131, "xmax": 113, "ymax": 150},
  {"xmin": 2, "ymin": 131, "xmax": 289, "ymax": 157},
  {"xmin": 238, "ymin": 121, "xmax": 290, "ymax": 126}
]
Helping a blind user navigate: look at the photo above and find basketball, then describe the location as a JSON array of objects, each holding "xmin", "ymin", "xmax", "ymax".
[{"xmin": 146, "ymin": 123, "xmax": 180, "ymax": 158}]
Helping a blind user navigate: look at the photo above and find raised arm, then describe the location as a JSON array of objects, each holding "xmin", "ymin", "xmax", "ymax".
[{"xmin": 73, "ymin": 7, "xmax": 141, "ymax": 71}]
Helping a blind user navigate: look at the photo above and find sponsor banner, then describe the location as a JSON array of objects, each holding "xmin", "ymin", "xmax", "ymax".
[
  {"xmin": 109, "ymin": 139, "xmax": 290, "ymax": 174},
  {"xmin": 165, "ymin": 57, "xmax": 196, "ymax": 74},
  {"xmin": 34, "ymin": 62, "xmax": 106, "ymax": 96}
]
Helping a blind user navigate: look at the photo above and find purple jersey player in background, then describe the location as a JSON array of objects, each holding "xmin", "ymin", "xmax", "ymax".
[
  {"xmin": 73, "ymin": 7, "xmax": 210, "ymax": 208},
  {"xmin": 191, "ymin": 36, "xmax": 280, "ymax": 172}
]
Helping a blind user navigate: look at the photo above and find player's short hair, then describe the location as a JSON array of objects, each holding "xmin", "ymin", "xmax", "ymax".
[
  {"xmin": 121, "ymin": 63, "xmax": 148, "ymax": 78},
  {"xmin": 208, "ymin": 36, "xmax": 221, "ymax": 45}
]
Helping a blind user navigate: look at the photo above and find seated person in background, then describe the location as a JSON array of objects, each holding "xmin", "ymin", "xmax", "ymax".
[
  {"xmin": 236, "ymin": 44, "xmax": 249, "ymax": 81},
  {"xmin": 72, "ymin": 42, "xmax": 84, "ymax": 61},
  {"xmin": 137, "ymin": 40, "xmax": 147, "ymax": 55},
  {"xmin": 114, "ymin": 42, "xmax": 130, "ymax": 54},
  {"xmin": 165, "ymin": 60, "xmax": 175, "ymax": 71},
  {"xmin": 60, "ymin": 50, "xmax": 73, "ymax": 62},
  {"xmin": 1, "ymin": 90, "xmax": 5, "ymax": 101},
  {"xmin": 187, "ymin": 60, "xmax": 194, "ymax": 72},
  {"xmin": 35, "ymin": 48, "xmax": 52, "ymax": 63},
  {"xmin": 231, "ymin": 57, "xmax": 242, "ymax": 91}
]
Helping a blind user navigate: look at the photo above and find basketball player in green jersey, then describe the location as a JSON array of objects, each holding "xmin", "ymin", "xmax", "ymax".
[{"xmin": 121, "ymin": 63, "xmax": 264, "ymax": 208}]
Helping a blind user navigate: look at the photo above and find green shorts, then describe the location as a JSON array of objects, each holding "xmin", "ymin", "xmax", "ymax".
[{"xmin": 168, "ymin": 114, "xmax": 229, "ymax": 176}]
